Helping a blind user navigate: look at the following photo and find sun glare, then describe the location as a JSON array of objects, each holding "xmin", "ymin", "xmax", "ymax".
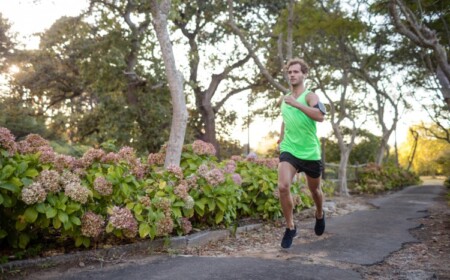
[{"xmin": 8, "ymin": 65, "xmax": 20, "ymax": 75}]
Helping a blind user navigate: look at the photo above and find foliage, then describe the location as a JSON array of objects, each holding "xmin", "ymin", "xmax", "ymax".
[
  {"xmin": 399, "ymin": 126, "xmax": 450, "ymax": 176},
  {"xmin": 352, "ymin": 162, "xmax": 420, "ymax": 194},
  {"xmin": 0, "ymin": 128, "xmax": 314, "ymax": 255},
  {"xmin": 444, "ymin": 177, "xmax": 450, "ymax": 189}
]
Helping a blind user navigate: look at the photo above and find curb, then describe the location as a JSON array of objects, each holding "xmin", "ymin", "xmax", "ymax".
[{"xmin": 0, "ymin": 223, "xmax": 263, "ymax": 272}]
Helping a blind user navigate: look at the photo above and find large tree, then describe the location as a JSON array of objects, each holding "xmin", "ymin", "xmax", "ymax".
[{"xmin": 387, "ymin": 0, "xmax": 450, "ymax": 108}]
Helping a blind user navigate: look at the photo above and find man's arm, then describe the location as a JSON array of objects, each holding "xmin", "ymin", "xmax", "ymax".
[{"xmin": 284, "ymin": 93, "xmax": 325, "ymax": 122}]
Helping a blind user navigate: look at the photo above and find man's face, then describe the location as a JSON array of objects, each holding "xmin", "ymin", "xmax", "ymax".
[{"xmin": 287, "ymin": 63, "xmax": 305, "ymax": 86}]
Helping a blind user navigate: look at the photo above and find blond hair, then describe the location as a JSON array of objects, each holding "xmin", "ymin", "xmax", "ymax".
[{"xmin": 285, "ymin": 58, "xmax": 309, "ymax": 74}]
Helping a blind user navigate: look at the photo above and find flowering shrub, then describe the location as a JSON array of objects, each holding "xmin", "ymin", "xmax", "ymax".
[
  {"xmin": 353, "ymin": 162, "xmax": 421, "ymax": 194},
  {"xmin": 0, "ymin": 129, "xmax": 313, "ymax": 254}
]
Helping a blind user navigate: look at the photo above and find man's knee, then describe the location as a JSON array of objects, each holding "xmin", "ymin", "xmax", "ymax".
[{"xmin": 278, "ymin": 182, "xmax": 291, "ymax": 194}]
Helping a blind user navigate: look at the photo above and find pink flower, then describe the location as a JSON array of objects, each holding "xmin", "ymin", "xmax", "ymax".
[
  {"xmin": 167, "ymin": 164, "xmax": 183, "ymax": 179},
  {"xmin": 154, "ymin": 198, "xmax": 172, "ymax": 214},
  {"xmin": 139, "ymin": 196, "xmax": 152, "ymax": 207},
  {"xmin": 180, "ymin": 217, "xmax": 192, "ymax": 234},
  {"xmin": 156, "ymin": 215, "xmax": 174, "ymax": 236},
  {"xmin": 192, "ymin": 140, "xmax": 216, "ymax": 156},
  {"xmin": 64, "ymin": 182, "xmax": 89, "ymax": 204},
  {"xmin": 174, "ymin": 180, "xmax": 189, "ymax": 200},
  {"xmin": 0, "ymin": 127, "xmax": 17, "ymax": 155},
  {"xmin": 186, "ymin": 175, "xmax": 198, "ymax": 189},
  {"xmin": 80, "ymin": 148, "xmax": 106, "ymax": 168},
  {"xmin": 93, "ymin": 176, "xmax": 113, "ymax": 196},
  {"xmin": 205, "ymin": 168, "xmax": 225, "ymax": 186},
  {"xmin": 101, "ymin": 152, "xmax": 120, "ymax": 164},
  {"xmin": 38, "ymin": 170, "xmax": 61, "ymax": 193},
  {"xmin": 21, "ymin": 182, "xmax": 47, "ymax": 205},
  {"xmin": 223, "ymin": 160, "xmax": 236, "ymax": 173},
  {"xmin": 147, "ymin": 152, "xmax": 165, "ymax": 166},
  {"xmin": 81, "ymin": 212, "xmax": 104, "ymax": 238},
  {"xmin": 232, "ymin": 173, "xmax": 242, "ymax": 186},
  {"xmin": 109, "ymin": 206, "xmax": 138, "ymax": 238},
  {"xmin": 17, "ymin": 134, "xmax": 50, "ymax": 154}
]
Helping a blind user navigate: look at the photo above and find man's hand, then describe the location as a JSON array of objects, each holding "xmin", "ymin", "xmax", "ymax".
[{"xmin": 284, "ymin": 95, "xmax": 298, "ymax": 107}]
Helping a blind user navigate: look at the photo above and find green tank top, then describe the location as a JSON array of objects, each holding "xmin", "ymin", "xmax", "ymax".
[{"xmin": 280, "ymin": 89, "xmax": 321, "ymax": 160}]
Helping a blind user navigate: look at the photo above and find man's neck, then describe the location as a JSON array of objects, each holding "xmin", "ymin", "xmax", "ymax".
[{"xmin": 291, "ymin": 84, "xmax": 306, "ymax": 98}]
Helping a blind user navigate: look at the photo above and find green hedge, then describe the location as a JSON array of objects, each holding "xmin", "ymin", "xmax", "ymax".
[{"xmin": 0, "ymin": 128, "xmax": 314, "ymax": 255}]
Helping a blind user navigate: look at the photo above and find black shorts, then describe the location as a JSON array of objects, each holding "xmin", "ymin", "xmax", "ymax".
[{"xmin": 279, "ymin": 152, "xmax": 323, "ymax": 179}]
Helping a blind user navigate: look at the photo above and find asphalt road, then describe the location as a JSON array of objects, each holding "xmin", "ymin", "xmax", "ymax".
[{"xmin": 20, "ymin": 185, "xmax": 446, "ymax": 280}]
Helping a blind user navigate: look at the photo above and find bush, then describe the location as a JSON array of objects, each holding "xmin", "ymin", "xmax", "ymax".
[
  {"xmin": 352, "ymin": 162, "xmax": 421, "ymax": 194},
  {"xmin": 0, "ymin": 128, "xmax": 314, "ymax": 254}
]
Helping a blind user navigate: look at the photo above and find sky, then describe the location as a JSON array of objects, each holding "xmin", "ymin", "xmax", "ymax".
[{"xmin": 0, "ymin": 0, "xmax": 414, "ymax": 151}]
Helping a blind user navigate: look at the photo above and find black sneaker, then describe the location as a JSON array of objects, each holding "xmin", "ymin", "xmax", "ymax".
[
  {"xmin": 314, "ymin": 211, "xmax": 325, "ymax": 236},
  {"xmin": 281, "ymin": 226, "xmax": 297, "ymax": 248}
]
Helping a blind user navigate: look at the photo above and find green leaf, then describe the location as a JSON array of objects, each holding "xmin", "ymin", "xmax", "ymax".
[
  {"xmin": 70, "ymin": 216, "xmax": 81, "ymax": 226},
  {"xmin": 195, "ymin": 199, "xmax": 205, "ymax": 210},
  {"xmin": 53, "ymin": 217, "xmax": 61, "ymax": 229},
  {"xmin": 139, "ymin": 223, "xmax": 151, "ymax": 238},
  {"xmin": 36, "ymin": 203, "xmax": 47, "ymax": 213},
  {"xmin": 16, "ymin": 162, "xmax": 28, "ymax": 175},
  {"xmin": 215, "ymin": 211, "xmax": 224, "ymax": 224},
  {"xmin": 58, "ymin": 211, "xmax": 69, "ymax": 223},
  {"xmin": 0, "ymin": 229, "xmax": 7, "ymax": 239},
  {"xmin": 24, "ymin": 168, "xmax": 39, "ymax": 178},
  {"xmin": 66, "ymin": 203, "xmax": 80, "ymax": 214},
  {"xmin": 18, "ymin": 233, "xmax": 30, "ymax": 249},
  {"xmin": 21, "ymin": 177, "xmax": 33, "ymax": 186},
  {"xmin": 24, "ymin": 207, "xmax": 39, "ymax": 223},
  {"xmin": 63, "ymin": 220, "xmax": 73, "ymax": 231},
  {"xmin": 207, "ymin": 200, "xmax": 216, "ymax": 212},
  {"xmin": 46, "ymin": 207, "xmax": 57, "ymax": 218},
  {"xmin": 105, "ymin": 223, "xmax": 114, "ymax": 233},
  {"xmin": 1, "ymin": 165, "xmax": 15, "ymax": 180},
  {"xmin": 15, "ymin": 220, "xmax": 27, "ymax": 231},
  {"xmin": 134, "ymin": 203, "xmax": 143, "ymax": 215},
  {"xmin": 0, "ymin": 193, "xmax": 3, "ymax": 204},
  {"xmin": 10, "ymin": 177, "xmax": 23, "ymax": 187},
  {"xmin": 172, "ymin": 207, "xmax": 182, "ymax": 218},
  {"xmin": 0, "ymin": 182, "xmax": 19, "ymax": 193},
  {"xmin": 82, "ymin": 237, "xmax": 90, "ymax": 248},
  {"xmin": 75, "ymin": 236, "xmax": 83, "ymax": 247}
]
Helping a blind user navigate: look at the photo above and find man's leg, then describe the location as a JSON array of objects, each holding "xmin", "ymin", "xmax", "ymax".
[
  {"xmin": 306, "ymin": 175, "xmax": 323, "ymax": 218},
  {"xmin": 306, "ymin": 175, "xmax": 325, "ymax": 235},
  {"xmin": 278, "ymin": 162, "xmax": 297, "ymax": 229},
  {"xmin": 278, "ymin": 161, "xmax": 298, "ymax": 248}
]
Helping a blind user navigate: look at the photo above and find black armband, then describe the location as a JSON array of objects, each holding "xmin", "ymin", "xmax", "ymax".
[{"xmin": 314, "ymin": 102, "xmax": 326, "ymax": 115}]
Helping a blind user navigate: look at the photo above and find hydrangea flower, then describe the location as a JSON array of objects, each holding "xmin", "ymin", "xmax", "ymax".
[
  {"xmin": 180, "ymin": 217, "xmax": 192, "ymax": 234},
  {"xmin": 0, "ymin": 127, "xmax": 17, "ymax": 155},
  {"xmin": 93, "ymin": 176, "xmax": 113, "ymax": 196},
  {"xmin": 21, "ymin": 182, "xmax": 47, "ymax": 205},
  {"xmin": 192, "ymin": 140, "xmax": 216, "ymax": 156},
  {"xmin": 174, "ymin": 180, "xmax": 189, "ymax": 200},
  {"xmin": 38, "ymin": 170, "xmax": 61, "ymax": 193},
  {"xmin": 167, "ymin": 164, "xmax": 183, "ymax": 179},
  {"xmin": 65, "ymin": 182, "xmax": 89, "ymax": 204},
  {"xmin": 80, "ymin": 148, "xmax": 106, "ymax": 168},
  {"xmin": 147, "ymin": 152, "xmax": 165, "ymax": 166},
  {"xmin": 205, "ymin": 168, "xmax": 225, "ymax": 186},
  {"xmin": 81, "ymin": 211, "xmax": 104, "ymax": 238},
  {"xmin": 109, "ymin": 206, "xmax": 138, "ymax": 238},
  {"xmin": 223, "ymin": 160, "xmax": 236, "ymax": 174},
  {"xmin": 183, "ymin": 195, "xmax": 195, "ymax": 210},
  {"xmin": 232, "ymin": 173, "xmax": 242, "ymax": 186},
  {"xmin": 156, "ymin": 215, "xmax": 174, "ymax": 236}
]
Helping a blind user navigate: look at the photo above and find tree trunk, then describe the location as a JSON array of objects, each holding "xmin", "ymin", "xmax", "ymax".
[
  {"xmin": 338, "ymin": 148, "xmax": 350, "ymax": 196},
  {"xmin": 150, "ymin": 0, "xmax": 188, "ymax": 167}
]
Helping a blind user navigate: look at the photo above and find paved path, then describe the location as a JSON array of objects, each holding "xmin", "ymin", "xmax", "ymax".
[{"xmin": 20, "ymin": 185, "xmax": 446, "ymax": 279}]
